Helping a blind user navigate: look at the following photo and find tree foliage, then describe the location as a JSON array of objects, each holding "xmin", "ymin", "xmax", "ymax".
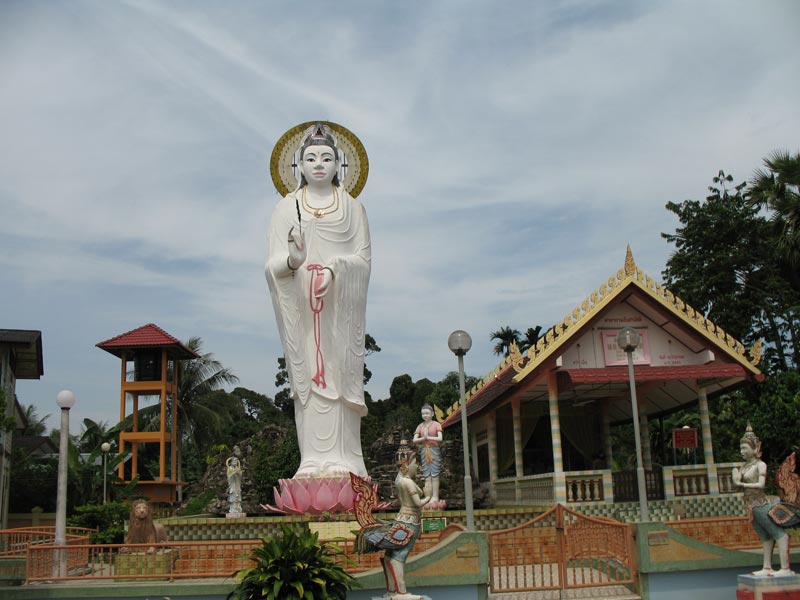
[
  {"xmin": 662, "ymin": 170, "xmax": 800, "ymax": 371},
  {"xmin": 748, "ymin": 149, "xmax": 800, "ymax": 276}
]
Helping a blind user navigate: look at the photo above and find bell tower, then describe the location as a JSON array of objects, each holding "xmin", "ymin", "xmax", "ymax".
[{"xmin": 96, "ymin": 324, "xmax": 198, "ymax": 503}]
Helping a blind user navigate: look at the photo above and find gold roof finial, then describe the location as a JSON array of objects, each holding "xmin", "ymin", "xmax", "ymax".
[
  {"xmin": 748, "ymin": 339, "xmax": 763, "ymax": 367},
  {"xmin": 624, "ymin": 245, "xmax": 636, "ymax": 277}
]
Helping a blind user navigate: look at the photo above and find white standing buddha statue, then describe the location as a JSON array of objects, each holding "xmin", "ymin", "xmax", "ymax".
[{"xmin": 266, "ymin": 122, "xmax": 370, "ymax": 480}]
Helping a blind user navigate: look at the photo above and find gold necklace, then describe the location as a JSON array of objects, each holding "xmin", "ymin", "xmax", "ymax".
[{"xmin": 301, "ymin": 186, "xmax": 339, "ymax": 219}]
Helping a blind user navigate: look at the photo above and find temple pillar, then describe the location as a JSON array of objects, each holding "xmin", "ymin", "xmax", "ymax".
[
  {"xmin": 512, "ymin": 398, "xmax": 523, "ymax": 504},
  {"xmin": 548, "ymin": 371, "xmax": 567, "ymax": 504},
  {"xmin": 640, "ymin": 413, "xmax": 653, "ymax": 470},
  {"xmin": 697, "ymin": 386, "xmax": 719, "ymax": 494},
  {"xmin": 487, "ymin": 411, "xmax": 498, "ymax": 484},
  {"xmin": 602, "ymin": 400, "xmax": 613, "ymax": 469}
]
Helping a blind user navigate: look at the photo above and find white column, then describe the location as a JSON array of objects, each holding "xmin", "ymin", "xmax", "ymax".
[
  {"xmin": 697, "ymin": 386, "xmax": 719, "ymax": 495},
  {"xmin": 487, "ymin": 411, "xmax": 498, "ymax": 483},
  {"xmin": 602, "ymin": 401, "xmax": 613, "ymax": 469},
  {"xmin": 548, "ymin": 372, "xmax": 566, "ymax": 504},
  {"xmin": 512, "ymin": 398, "xmax": 523, "ymax": 504}
]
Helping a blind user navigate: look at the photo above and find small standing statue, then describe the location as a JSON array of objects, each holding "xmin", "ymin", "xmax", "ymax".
[
  {"xmin": 732, "ymin": 424, "xmax": 794, "ymax": 576},
  {"xmin": 412, "ymin": 404, "xmax": 445, "ymax": 510},
  {"xmin": 122, "ymin": 499, "xmax": 167, "ymax": 554},
  {"xmin": 351, "ymin": 443, "xmax": 432, "ymax": 600},
  {"xmin": 226, "ymin": 456, "xmax": 244, "ymax": 516}
]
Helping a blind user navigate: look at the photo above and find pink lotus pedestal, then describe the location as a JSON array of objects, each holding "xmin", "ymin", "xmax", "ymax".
[{"xmin": 261, "ymin": 475, "xmax": 386, "ymax": 515}]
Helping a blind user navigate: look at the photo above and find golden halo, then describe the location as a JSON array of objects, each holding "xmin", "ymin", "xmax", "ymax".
[{"xmin": 269, "ymin": 121, "xmax": 369, "ymax": 199}]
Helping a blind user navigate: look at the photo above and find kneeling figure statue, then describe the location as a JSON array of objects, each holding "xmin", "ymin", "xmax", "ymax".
[{"xmin": 352, "ymin": 452, "xmax": 432, "ymax": 599}]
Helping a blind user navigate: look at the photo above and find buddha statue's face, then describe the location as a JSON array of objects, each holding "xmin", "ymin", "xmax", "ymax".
[{"xmin": 300, "ymin": 144, "xmax": 338, "ymax": 187}]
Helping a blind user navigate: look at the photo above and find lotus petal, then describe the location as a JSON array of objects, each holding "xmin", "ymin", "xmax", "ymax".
[
  {"xmin": 289, "ymin": 480, "xmax": 312, "ymax": 514},
  {"xmin": 337, "ymin": 481, "xmax": 354, "ymax": 510}
]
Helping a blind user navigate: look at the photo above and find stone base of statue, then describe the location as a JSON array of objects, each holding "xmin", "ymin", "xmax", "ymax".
[
  {"xmin": 262, "ymin": 475, "xmax": 389, "ymax": 515},
  {"xmin": 114, "ymin": 550, "xmax": 174, "ymax": 581},
  {"xmin": 737, "ymin": 572, "xmax": 800, "ymax": 599},
  {"xmin": 225, "ymin": 512, "xmax": 246, "ymax": 519}
]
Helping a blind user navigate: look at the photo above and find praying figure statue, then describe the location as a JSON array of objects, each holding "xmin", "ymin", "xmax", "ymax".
[
  {"xmin": 351, "ymin": 449, "xmax": 432, "ymax": 600},
  {"xmin": 226, "ymin": 456, "xmax": 243, "ymax": 514},
  {"xmin": 412, "ymin": 403, "xmax": 445, "ymax": 509},
  {"xmin": 732, "ymin": 424, "xmax": 794, "ymax": 576},
  {"xmin": 266, "ymin": 122, "xmax": 370, "ymax": 478}
]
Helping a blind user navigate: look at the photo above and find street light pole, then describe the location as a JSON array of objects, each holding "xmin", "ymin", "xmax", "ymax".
[
  {"xmin": 54, "ymin": 390, "xmax": 75, "ymax": 579},
  {"xmin": 617, "ymin": 328, "xmax": 650, "ymax": 522},
  {"xmin": 101, "ymin": 442, "xmax": 111, "ymax": 505},
  {"xmin": 448, "ymin": 330, "xmax": 474, "ymax": 531}
]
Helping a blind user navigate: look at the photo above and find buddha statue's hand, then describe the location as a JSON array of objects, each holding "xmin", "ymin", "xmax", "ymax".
[
  {"xmin": 313, "ymin": 267, "xmax": 333, "ymax": 298},
  {"xmin": 287, "ymin": 227, "xmax": 306, "ymax": 270}
]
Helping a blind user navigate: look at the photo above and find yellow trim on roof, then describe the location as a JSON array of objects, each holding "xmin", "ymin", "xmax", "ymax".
[{"xmin": 445, "ymin": 247, "xmax": 763, "ymax": 419}]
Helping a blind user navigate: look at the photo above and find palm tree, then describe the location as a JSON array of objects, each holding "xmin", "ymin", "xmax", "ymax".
[
  {"xmin": 490, "ymin": 326, "xmax": 521, "ymax": 357},
  {"xmin": 749, "ymin": 150, "xmax": 800, "ymax": 284},
  {"xmin": 19, "ymin": 403, "xmax": 50, "ymax": 436},
  {"xmin": 519, "ymin": 326, "xmax": 543, "ymax": 353},
  {"xmin": 175, "ymin": 336, "xmax": 240, "ymax": 451}
]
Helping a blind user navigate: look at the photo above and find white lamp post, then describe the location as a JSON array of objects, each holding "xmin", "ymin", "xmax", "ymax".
[
  {"xmin": 54, "ymin": 390, "xmax": 75, "ymax": 578},
  {"xmin": 448, "ymin": 330, "xmax": 474, "ymax": 531},
  {"xmin": 101, "ymin": 442, "xmax": 111, "ymax": 505},
  {"xmin": 616, "ymin": 328, "xmax": 650, "ymax": 522}
]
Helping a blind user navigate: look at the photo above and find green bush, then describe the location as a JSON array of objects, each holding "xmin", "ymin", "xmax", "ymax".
[
  {"xmin": 228, "ymin": 524, "xmax": 356, "ymax": 600},
  {"xmin": 179, "ymin": 490, "xmax": 216, "ymax": 516},
  {"xmin": 67, "ymin": 501, "xmax": 129, "ymax": 544}
]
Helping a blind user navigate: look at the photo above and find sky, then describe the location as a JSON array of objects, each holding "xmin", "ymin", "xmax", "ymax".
[{"xmin": 2, "ymin": 0, "xmax": 799, "ymax": 433}]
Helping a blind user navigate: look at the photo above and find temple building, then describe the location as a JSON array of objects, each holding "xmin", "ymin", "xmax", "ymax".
[
  {"xmin": 442, "ymin": 248, "xmax": 763, "ymax": 509},
  {"xmin": 0, "ymin": 329, "xmax": 43, "ymax": 529}
]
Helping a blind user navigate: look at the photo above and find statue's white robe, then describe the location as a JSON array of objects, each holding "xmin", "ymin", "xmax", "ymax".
[{"xmin": 266, "ymin": 187, "xmax": 370, "ymax": 477}]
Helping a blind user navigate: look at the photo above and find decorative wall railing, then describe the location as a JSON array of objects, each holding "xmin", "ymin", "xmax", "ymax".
[
  {"xmin": 611, "ymin": 466, "xmax": 664, "ymax": 502},
  {"xmin": 665, "ymin": 516, "xmax": 760, "ymax": 549},
  {"xmin": 565, "ymin": 471, "xmax": 607, "ymax": 503},
  {"xmin": 671, "ymin": 467, "xmax": 710, "ymax": 497},
  {"xmin": 519, "ymin": 474, "xmax": 556, "ymax": 505},
  {"xmin": 493, "ymin": 462, "xmax": 746, "ymax": 506},
  {"xmin": 22, "ymin": 535, "xmax": 444, "ymax": 583},
  {"xmin": 0, "ymin": 526, "xmax": 94, "ymax": 557},
  {"xmin": 716, "ymin": 462, "xmax": 740, "ymax": 494},
  {"xmin": 495, "ymin": 473, "xmax": 555, "ymax": 506}
]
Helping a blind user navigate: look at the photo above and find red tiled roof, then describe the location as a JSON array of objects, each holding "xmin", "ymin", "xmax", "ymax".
[
  {"xmin": 562, "ymin": 364, "xmax": 747, "ymax": 384},
  {"xmin": 96, "ymin": 324, "xmax": 199, "ymax": 359}
]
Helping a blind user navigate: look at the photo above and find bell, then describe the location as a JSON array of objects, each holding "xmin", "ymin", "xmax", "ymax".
[{"xmin": 133, "ymin": 350, "xmax": 161, "ymax": 381}]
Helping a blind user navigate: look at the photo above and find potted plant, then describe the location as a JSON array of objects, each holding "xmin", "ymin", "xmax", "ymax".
[{"xmin": 228, "ymin": 523, "xmax": 356, "ymax": 600}]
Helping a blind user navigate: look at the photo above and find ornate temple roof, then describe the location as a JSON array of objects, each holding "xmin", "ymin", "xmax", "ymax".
[{"xmin": 441, "ymin": 247, "xmax": 763, "ymax": 428}]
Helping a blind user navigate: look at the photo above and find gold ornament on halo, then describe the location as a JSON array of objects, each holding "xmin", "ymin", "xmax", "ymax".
[{"xmin": 269, "ymin": 121, "xmax": 369, "ymax": 198}]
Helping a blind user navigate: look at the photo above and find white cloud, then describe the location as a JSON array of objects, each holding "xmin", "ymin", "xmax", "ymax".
[{"xmin": 1, "ymin": 0, "xmax": 798, "ymax": 431}]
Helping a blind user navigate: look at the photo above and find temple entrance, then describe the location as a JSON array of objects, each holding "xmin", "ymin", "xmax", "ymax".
[{"xmin": 487, "ymin": 504, "xmax": 637, "ymax": 597}]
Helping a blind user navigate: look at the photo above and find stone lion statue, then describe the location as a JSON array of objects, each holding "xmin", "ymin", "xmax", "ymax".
[{"xmin": 123, "ymin": 499, "xmax": 167, "ymax": 554}]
